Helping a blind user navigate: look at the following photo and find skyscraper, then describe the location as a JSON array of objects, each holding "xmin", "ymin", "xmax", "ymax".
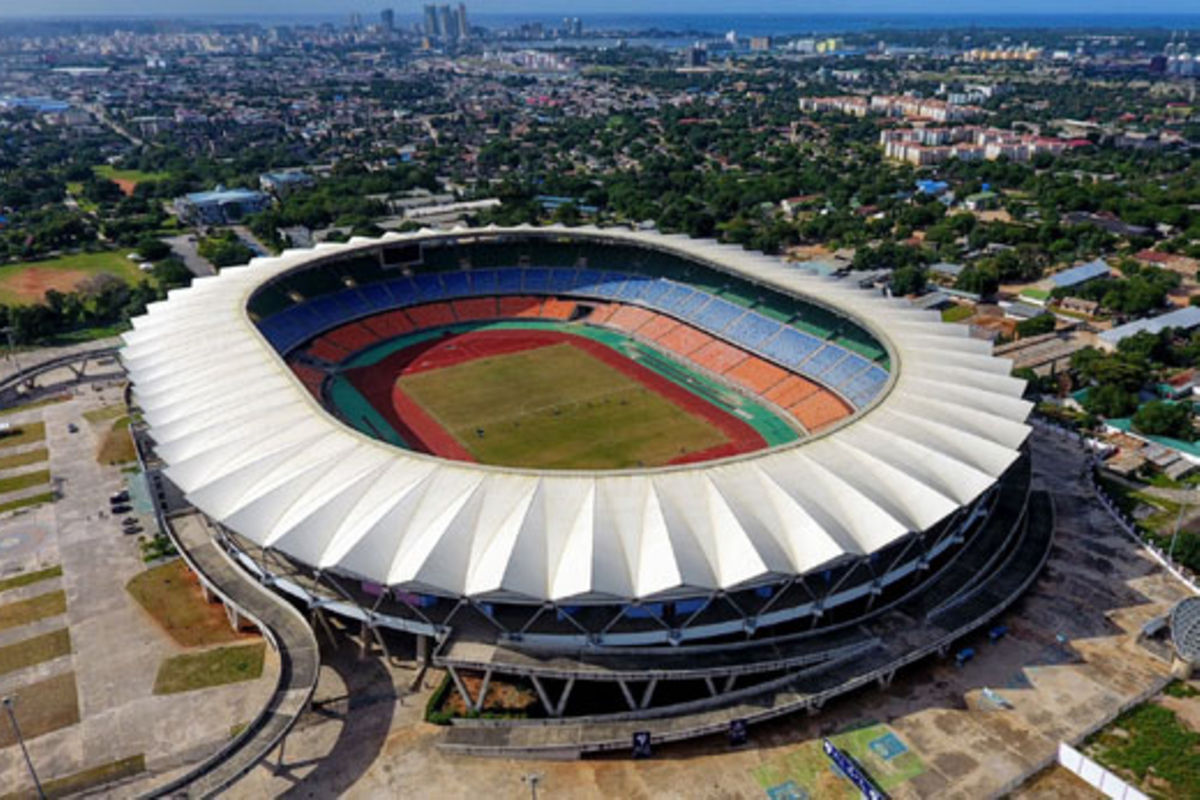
[
  {"xmin": 457, "ymin": 3, "xmax": 470, "ymax": 40},
  {"xmin": 423, "ymin": 4, "xmax": 439, "ymax": 37},
  {"xmin": 438, "ymin": 5, "xmax": 454, "ymax": 40},
  {"xmin": 380, "ymin": 8, "xmax": 395, "ymax": 31}
]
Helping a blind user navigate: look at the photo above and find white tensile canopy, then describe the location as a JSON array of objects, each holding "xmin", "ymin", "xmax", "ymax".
[{"xmin": 122, "ymin": 226, "xmax": 1031, "ymax": 604}]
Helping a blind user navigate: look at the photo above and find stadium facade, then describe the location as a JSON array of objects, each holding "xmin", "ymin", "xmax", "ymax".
[{"xmin": 123, "ymin": 227, "xmax": 1040, "ymax": 742}]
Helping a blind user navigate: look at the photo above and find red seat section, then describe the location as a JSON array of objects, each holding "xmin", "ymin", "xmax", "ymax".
[
  {"xmin": 364, "ymin": 309, "xmax": 415, "ymax": 338},
  {"xmin": 452, "ymin": 298, "xmax": 500, "ymax": 322},
  {"xmin": 307, "ymin": 335, "xmax": 351, "ymax": 363},
  {"xmin": 290, "ymin": 362, "xmax": 327, "ymax": 398},
  {"xmin": 325, "ymin": 322, "xmax": 380, "ymax": 353},
  {"xmin": 406, "ymin": 302, "xmax": 456, "ymax": 328},
  {"xmin": 498, "ymin": 295, "xmax": 544, "ymax": 318}
]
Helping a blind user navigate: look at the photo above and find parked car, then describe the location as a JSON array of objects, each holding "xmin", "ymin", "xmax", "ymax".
[
  {"xmin": 122, "ymin": 525, "xmax": 143, "ymax": 536},
  {"xmin": 109, "ymin": 491, "xmax": 130, "ymax": 503},
  {"xmin": 67, "ymin": 423, "xmax": 78, "ymax": 433},
  {"xmin": 111, "ymin": 504, "xmax": 132, "ymax": 515}
]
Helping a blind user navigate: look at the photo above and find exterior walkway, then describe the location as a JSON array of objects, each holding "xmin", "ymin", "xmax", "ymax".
[{"xmin": 139, "ymin": 514, "xmax": 320, "ymax": 799}]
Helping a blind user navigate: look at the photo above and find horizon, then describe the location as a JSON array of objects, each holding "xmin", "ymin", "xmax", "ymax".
[{"xmin": 4, "ymin": 3, "xmax": 1200, "ymax": 21}]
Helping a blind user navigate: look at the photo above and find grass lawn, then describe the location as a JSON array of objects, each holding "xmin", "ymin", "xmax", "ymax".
[
  {"xmin": 0, "ymin": 492, "xmax": 55, "ymax": 515},
  {"xmin": 0, "ymin": 448, "xmax": 48, "ymax": 471},
  {"xmin": 0, "ymin": 672, "xmax": 79, "ymax": 748},
  {"xmin": 153, "ymin": 642, "xmax": 266, "ymax": 695},
  {"xmin": 0, "ymin": 565, "xmax": 61, "ymax": 594},
  {"xmin": 0, "ymin": 251, "xmax": 147, "ymax": 306},
  {"xmin": 0, "ymin": 469, "xmax": 51, "ymax": 495},
  {"xmin": 941, "ymin": 304, "xmax": 975, "ymax": 323},
  {"xmin": 97, "ymin": 416, "xmax": 136, "ymax": 465},
  {"xmin": 398, "ymin": 343, "xmax": 728, "ymax": 469},
  {"xmin": 94, "ymin": 164, "xmax": 170, "ymax": 186},
  {"xmin": 0, "ymin": 590, "xmax": 66, "ymax": 631},
  {"xmin": 83, "ymin": 404, "xmax": 125, "ymax": 424},
  {"xmin": 0, "ymin": 754, "xmax": 146, "ymax": 800},
  {"xmin": 0, "ymin": 422, "xmax": 46, "ymax": 450},
  {"xmin": 0, "ymin": 628, "xmax": 71, "ymax": 677},
  {"xmin": 1086, "ymin": 701, "xmax": 1200, "ymax": 799},
  {"xmin": 126, "ymin": 560, "xmax": 244, "ymax": 648}
]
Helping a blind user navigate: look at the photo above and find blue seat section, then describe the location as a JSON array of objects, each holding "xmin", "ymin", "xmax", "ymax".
[
  {"xmin": 822, "ymin": 353, "xmax": 872, "ymax": 389},
  {"xmin": 440, "ymin": 271, "xmax": 471, "ymax": 298},
  {"xmin": 673, "ymin": 286, "xmax": 712, "ymax": 317},
  {"xmin": 383, "ymin": 277, "xmax": 417, "ymax": 306},
  {"xmin": 549, "ymin": 269, "xmax": 579, "ymax": 292},
  {"xmin": 573, "ymin": 269, "xmax": 605, "ymax": 294},
  {"xmin": 411, "ymin": 273, "xmax": 445, "ymax": 301},
  {"xmin": 844, "ymin": 366, "xmax": 889, "ymax": 407},
  {"xmin": 258, "ymin": 303, "xmax": 323, "ymax": 352},
  {"xmin": 590, "ymin": 271, "xmax": 631, "ymax": 299},
  {"xmin": 496, "ymin": 268, "xmax": 524, "ymax": 294},
  {"xmin": 305, "ymin": 293, "xmax": 357, "ymax": 327},
  {"xmin": 468, "ymin": 269, "xmax": 499, "ymax": 295},
  {"xmin": 640, "ymin": 279, "xmax": 671, "ymax": 304},
  {"xmin": 692, "ymin": 297, "xmax": 745, "ymax": 333},
  {"xmin": 655, "ymin": 283, "xmax": 697, "ymax": 315},
  {"xmin": 522, "ymin": 267, "xmax": 551, "ymax": 293},
  {"xmin": 615, "ymin": 275, "xmax": 656, "ymax": 302},
  {"xmin": 357, "ymin": 282, "xmax": 395, "ymax": 313},
  {"xmin": 726, "ymin": 313, "xmax": 782, "ymax": 349},
  {"xmin": 801, "ymin": 345, "xmax": 848, "ymax": 380},
  {"xmin": 759, "ymin": 328, "xmax": 823, "ymax": 368},
  {"xmin": 335, "ymin": 288, "xmax": 373, "ymax": 318}
]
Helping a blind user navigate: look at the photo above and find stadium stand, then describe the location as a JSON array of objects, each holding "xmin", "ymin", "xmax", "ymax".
[
  {"xmin": 727, "ymin": 358, "xmax": 789, "ymax": 395},
  {"xmin": 407, "ymin": 302, "xmax": 456, "ymax": 328},
  {"xmin": 609, "ymin": 305, "xmax": 656, "ymax": 334},
  {"xmin": 289, "ymin": 362, "xmax": 327, "ymax": 399},
  {"xmin": 325, "ymin": 322, "xmax": 380, "ymax": 353},
  {"xmin": 253, "ymin": 256, "xmax": 896, "ymax": 412},
  {"xmin": 635, "ymin": 314, "xmax": 679, "ymax": 342},
  {"xmin": 307, "ymin": 335, "xmax": 351, "ymax": 363},
  {"xmin": 691, "ymin": 340, "xmax": 748, "ymax": 374},
  {"xmin": 790, "ymin": 391, "xmax": 852, "ymax": 432},
  {"xmin": 452, "ymin": 298, "xmax": 500, "ymax": 322},
  {"xmin": 498, "ymin": 296, "xmax": 544, "ymax": 318},
  {"xmin": 657, "ymin": 325, "xmax": 713, "ymax": 357},
  {"xmin": 764, "ymin": 375, "xmax": 821, "ymax": 409},
  {"xmin": 539, "ymin": 298, "xmax": 577, "ymax": 321}
]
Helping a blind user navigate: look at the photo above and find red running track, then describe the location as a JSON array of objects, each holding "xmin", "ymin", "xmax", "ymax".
[{"xmin": 342, "ymin": 328, "xmax": 767, "ymax": 465}]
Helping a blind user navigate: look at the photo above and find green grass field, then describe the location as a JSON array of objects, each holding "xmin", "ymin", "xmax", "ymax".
[
  {"xmin": 153, "ymin": 642, "xmax": 266, "ymax": 695},
  {"xmin": 0, "ymin": 251, "xmax": 148, "ymax": 306},
  {"xmin": 397, "ymin": 343, "xmax": 729, "ymax": 470},
  {"xmin": 93, "ymin": 165, "xmax": 170, "ymax": 186}
]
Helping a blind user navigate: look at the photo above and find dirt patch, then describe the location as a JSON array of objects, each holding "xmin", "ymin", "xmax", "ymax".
[
  {"xmin": 0, "ymin": 268, "xmax": 91, "ymax": 303},
  {"xmin": 126, "ymin": 560, "xmax": 254, "ymax": 648},
  {"xmin": 112, "ymin": 178, "xmax": 137, "ymax": 196},
  {"xmin": 441, "ymin": 673, "xmax": 539, "ymax": 717}
]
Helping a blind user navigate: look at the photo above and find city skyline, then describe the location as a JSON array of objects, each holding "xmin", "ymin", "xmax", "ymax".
[{"xmin": 3, "ymin": 1, "xmax": 1200, "ymax": 19}]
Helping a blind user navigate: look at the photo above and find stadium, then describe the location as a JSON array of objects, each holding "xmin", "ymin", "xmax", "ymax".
[{"xmin": 122, "ymin": 226, "xmax": 1046, "ymax": 755}]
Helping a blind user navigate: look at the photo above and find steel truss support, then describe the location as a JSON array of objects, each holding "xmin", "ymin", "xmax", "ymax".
[{"xmin": 530, "ymin": 675, "xmax": 577, "ymax": 717}]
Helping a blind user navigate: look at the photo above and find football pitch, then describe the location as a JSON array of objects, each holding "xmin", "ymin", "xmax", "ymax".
[{"xmin": 396, "ymin": 342, "xmax": 730, "ymax": 469}]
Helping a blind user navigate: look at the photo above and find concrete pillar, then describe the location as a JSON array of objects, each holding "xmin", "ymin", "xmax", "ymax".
[
  {"xmin": 1171, "ymin": 655, "xmax": 1196, "ymax": 680},
  {"xmin": 416, "ymin": 633, "xmax": 430, "ymax": 665}
]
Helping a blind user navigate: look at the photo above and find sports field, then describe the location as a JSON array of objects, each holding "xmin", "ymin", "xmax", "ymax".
[
  {"xmin": 0, "ymin": 251, "xmax": 148, "ymax": 305},
  {"xmin": 397, "ymin": 341, "xmax": 731, "ymax": 469}
]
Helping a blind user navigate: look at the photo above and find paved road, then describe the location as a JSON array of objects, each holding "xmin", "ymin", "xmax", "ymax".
[{"xmin": 164, "ymin": 235, "xmax": 217, "ymax": 278}]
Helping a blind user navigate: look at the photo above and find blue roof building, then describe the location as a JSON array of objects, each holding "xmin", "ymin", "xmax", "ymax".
[
  {"xmin": 1099, "ymin": 306, "xmax": 1200, "ymax": 350},
  {"xmin": 175, "ymin": 186, "xmax": 271, "ymax": 226},
  {"xmin": 1050, "ymin": 259, "xmax": 1111, "ymax": 289}
]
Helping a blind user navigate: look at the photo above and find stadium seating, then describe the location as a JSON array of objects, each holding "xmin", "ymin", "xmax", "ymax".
[
  {"xmin": 407, "ymin": 302, "xmax": 456, "ymax": 328},
  {"xmin": 307, "ymin": 335, "xmax": 351, "ymax": 363},
  {"xmin": 498, "ymin": 296, "xmax": 543, "ymax": 318},
  {"xmin": 764, "ymin": 375, "xmax": 820, "ymax": 409},
  {"xmin": 727, "ymin": 358, "xmax": 789, "ymax": 395},
  {"xmin": 258, "ymin": 259, "xmax": 894, "ymax": 412},
  {"xmin": 636, "ymin": 314, "xmax": 679, "ymax": 342},
  {"xmin": 325, "ymin": 322, "xmax": 380, "ymax": 353},
  {"xmin": 790, "ymin": 391, "xmax": 852, "ymax": 432},
  {"xmin": 289, "ymin": 362, "xmax": 327, "ymax": 398},
  {"xmin": 452, "ymin": 298, "xmax": 499, "ymax": 322}
]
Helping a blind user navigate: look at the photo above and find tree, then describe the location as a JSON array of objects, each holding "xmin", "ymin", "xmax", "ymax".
[
  {"xmin": 1133, "ymin": 400, "xmax": 1196, "ymax": 441},
  {"xmin": 1016, "ymin": 314, "xmax": 1056, "ymax": 338},
  {"xmin": 1083, "ymin": 384, "xmax": 1138, "ymax": 418},
  {"xmin": 135, "ymin": 237, "xmax": 171, "ymax": 262},
  {"xmin": 889, "ymin": 266, "xmax": 927, "ymax": 297}
]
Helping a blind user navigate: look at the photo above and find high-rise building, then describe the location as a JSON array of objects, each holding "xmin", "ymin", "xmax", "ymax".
[
  {"xmin": 380, "ymin": 8, "xmax": 395, "ymax": 31},
  {"xmin": 571, "ymin": 17, "xmax": 583, "ymax": 38},
  {"xmin": 438, "ymin": 5, "xmax": 454, "ymax": 40},
  {"xmin": 348, "ymin": 12, "xmax": 362, "ymax": 30},
  {"xmin": 457, "ymin": 3, "xmax": 470, "ymax": 40},
  {"xmin": 423, "ymin": 4, "xmax": 439, "ymax": 37}
]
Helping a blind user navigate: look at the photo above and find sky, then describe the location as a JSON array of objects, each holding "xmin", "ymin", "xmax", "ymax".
[{"xmin": 0, "ymin": 0, "xmax": 1197, "ymax": 18}]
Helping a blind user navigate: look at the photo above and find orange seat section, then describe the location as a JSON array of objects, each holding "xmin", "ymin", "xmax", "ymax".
[
  {"xmin": 727, "ymin": 357, "xmax": 789, "ymax": 395},
  {"xmin": 790, "ymin": 391, "xmax": 852, "ymax": 432},
  {"xmin": 658, "ymin": 325, "xmax": 713, "ymax": 356},
  {"xmin": 636, "ymin": 313, "xmax": 679, "ymax": 341},
  {"xmin": 764, "ymin": 375, "xmax": 821, "ymax": 409},
  {"xmin": 540, "ymin": 298, "xmax": 577, "ymax": 320},
  {"xmin": 690, "ymin": 340, "xmax": 748, "ymax": 375},
  {"xmin": 498, "ymin": 295, "xmax": 544, "ymax": 318},
  {"xmin": 609, "ymin": 305, "xmax": 656, "ymax": 333}
]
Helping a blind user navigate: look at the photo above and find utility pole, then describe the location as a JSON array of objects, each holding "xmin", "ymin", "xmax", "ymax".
[
  {"xmin": 522, "ymin": 772, "xmax": 543, "ymax": 800},
  {"xmin": 3, "ymin": 696, "xmax": 45, "ymax": 800},
  {"xmin": 1170, "ymin": 499, "xmax": 1188, "ymax": 564},
  {"xmin": 1, "ymin": 325, "xmax": 20, "ymax": 375}
]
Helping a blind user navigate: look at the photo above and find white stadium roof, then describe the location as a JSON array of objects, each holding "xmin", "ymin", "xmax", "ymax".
[{"xmin": 122, "ymin": 226, "xmax": 1031, "ymax": 604}]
